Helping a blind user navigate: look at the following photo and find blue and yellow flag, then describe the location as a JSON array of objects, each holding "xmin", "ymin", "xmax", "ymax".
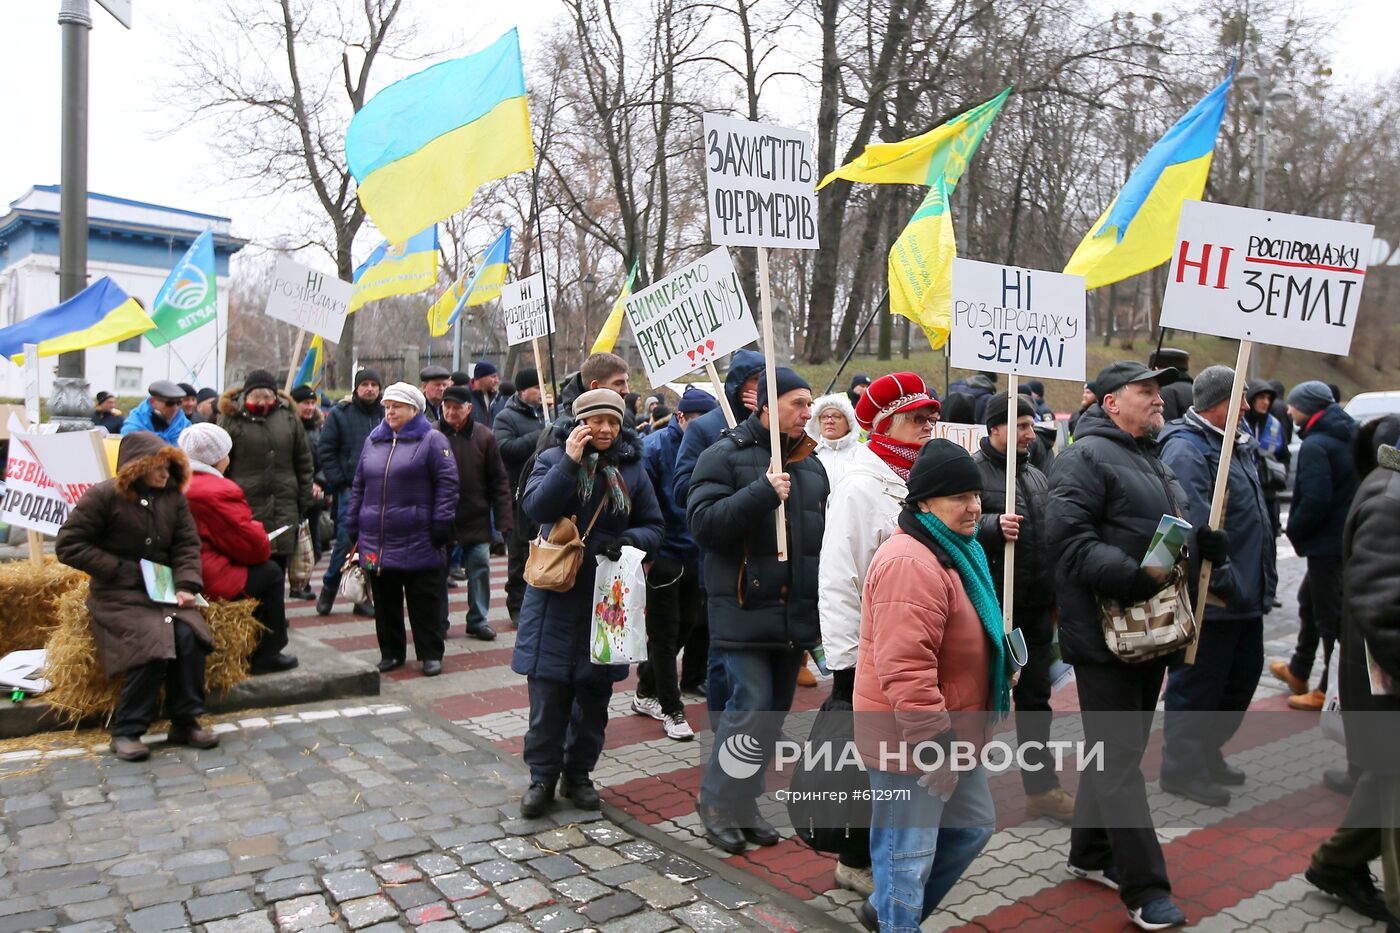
[
  {"xmin": 1064, "ymin": 73, "xmax": 1233, "ymax": 289},
  {"xmin": 589, "ymin": 258, "xmax": 639, "ymax": 354},
  {"xmin": 0, "ymin": 277, "xmax": 155, "ymax": 363},
  {"xmin": 147, "ymin": 229, "xmax": 217, "ymax": 347},
  {"xmin": 346, "ymin": 30, "xmax": 535, "ymax": 244},
  {"xmin": 349, "ymin": 225, "xmax": 438, "ymax": 313},
  {"xmin": 292, "ymin": 335, "xmax": 324, "ymax": 389},
  {"xmin": 428, "ymin": 229, "xmax": 511, "ymax": 337}
]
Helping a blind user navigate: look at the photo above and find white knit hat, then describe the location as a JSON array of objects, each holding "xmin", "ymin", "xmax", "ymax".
[
  {"xmin": 382, "ymin": 382, "xmax": 426, "ymax": 413},
  {"xmin": 179, "ymin": 422, "xmax": 233, "ymax": 466}
]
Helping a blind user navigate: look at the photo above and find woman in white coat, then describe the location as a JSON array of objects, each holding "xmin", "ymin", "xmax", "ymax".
[{"xmin": 806, "ymin": 394, "xmax": 863, "ymax": 491}]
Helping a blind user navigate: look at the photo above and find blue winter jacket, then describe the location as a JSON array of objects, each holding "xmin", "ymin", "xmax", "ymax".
[
  {"xmin": 511, "ymin": 420, "xmax": 664, "ymax": 685},
  {"xmin": 643, "ymin": 418, "xmax": 696, "ymax": 562},
  {"xmin": 672, "ymin": 349, "xmax": 765, "ymax": 507},
  {"xmin": 1159, "ymin": 411, "xmax": 1277, "ymax": 621},
  {"xmin": 120, "ymin": 398, "xmax": 191, "ymax": 445},
  {"xmin": 1287, "ymin": 403, "xmax": 1359, "ymax": 557}
]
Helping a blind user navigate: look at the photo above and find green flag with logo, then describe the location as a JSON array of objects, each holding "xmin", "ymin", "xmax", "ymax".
[{"xmin": 146, "ymin": 229, "xmax": 217, "ymax": 347}]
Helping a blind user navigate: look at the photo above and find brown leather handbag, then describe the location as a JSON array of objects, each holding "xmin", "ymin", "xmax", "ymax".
[{"xmin": 524, "ymin": 497, "xmax": 608, "ymax": 593}]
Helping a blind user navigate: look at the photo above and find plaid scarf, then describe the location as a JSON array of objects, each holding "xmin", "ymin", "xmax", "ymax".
[
  {"xmin": 577, "ymin": 450, "xmax": 631, "ymax": 515},
  {"xmin": 866, "ymin": 433, "xmax": 922, "ymax": 481}
]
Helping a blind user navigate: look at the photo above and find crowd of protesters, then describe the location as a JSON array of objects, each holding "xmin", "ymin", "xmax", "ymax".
[{"xmin": 62, "ymin": 343, "xmax": 1400, "ymax": 933}]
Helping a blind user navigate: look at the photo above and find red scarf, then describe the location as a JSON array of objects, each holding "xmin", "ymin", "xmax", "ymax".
[{"xmin": 866, "ymin": 433, "xmax": 921, "ymax": 481}]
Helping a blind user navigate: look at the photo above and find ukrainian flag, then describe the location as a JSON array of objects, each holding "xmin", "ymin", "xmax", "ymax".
[
  {"xmin": 589, "ymin": 258, "xmax": 639, "ymax": 354},
  {"xmin": 292, "ymin": 335, "xmax": 324, "ymax": 389},
  {"xmin": 1065, "ymin": 72, "xmax": 1233, "ymax": 288},
  {"xmin": 349, "ymin": 225, "xmax": 439, "ymax": 313},
  {"xmin": 0, "ymin": 277, "xmax": 155, "ymax": 363},
  {"xmin": 428, "ymin": 229, "xmax": 511, "ymax": 337},
  {"xmin": 346, "ymin": 30, "xmax": 534, "ymax": 244}
]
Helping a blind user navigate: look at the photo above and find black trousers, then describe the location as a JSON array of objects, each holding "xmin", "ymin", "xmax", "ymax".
[
  {"xmin": 1161, "ymin": 617, "xmax": 1263, "ymax": 783},
  {"xmin": 680, "ymin": 595, "xmax": 709, "ymax": 691},
  {"xmin": 636, "ymin": 556, "xmax": 701, "ymax": 714},
  {"xmin": 369, "ymin": 568, "xmax": 445, "ymax": 663},
  {"xmin": 523, "ymin": 675, "xmax": 613, "ymax": 785},
  {"xmin": 1290, "ymin": 555, "xmax": 1344, "ymax": 690},
  {"xmin": 111, "ymin": 620, "xmax": 208, "ymax": 739},
  {"xmin": 1069, "ymin": 659, "xmax": 1172, "ymax": 910},
  {"xmin": 505, "ymin": 517, "xmax": 531, "ymax": 622},
  {"xmin": 1013, "ymin": 607, "xmax": 1061, "ymax": 795},
  {"xmin": 243, "ymin": 559, "xmax": 289, "ymax": 663}
]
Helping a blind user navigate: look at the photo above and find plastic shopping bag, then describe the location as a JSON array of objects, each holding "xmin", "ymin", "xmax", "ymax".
[
  {"xmin": 589, "ymin": 545, "xmax": 648, "ymax": 664},
  {"xmin": 1320, "ymin": 648, "xmax": 1345, "ymax": 746}
]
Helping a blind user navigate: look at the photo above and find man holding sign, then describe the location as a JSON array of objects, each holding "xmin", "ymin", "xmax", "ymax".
[{"xmin": 687, "ymin": 368, "xmax": 826, "ymax": 855}]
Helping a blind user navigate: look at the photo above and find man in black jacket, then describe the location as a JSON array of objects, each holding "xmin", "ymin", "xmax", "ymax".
[
  {"xmin": 420, "ymin": 364, "xmax": 452, "ymax": 423},
  {"xmin": 974, "ymin": 392, "xmax": 1073, "ymax": 823},
  {"xmin": 493, "ymin": 368, "xmax": 547, "ymax": 627},
  {"xmin": 92, "ymin": 392, "xmax": 125, "ymax": 434},
  {"xmin": 687, "ymin": 367, "xmax": 827, "ymax": 856},
  {"xmin": 437, "ymin": 386, "xmax": 512, "ymax": 640},
  {"xmin": 1046, "ymin": 360, "xmax": 1195, "ymax": 931},
  {"xmin": 316, "ymin": 369, "xmax": 382, "ymax": 616},
  {"xmin": 1270, "ymin": 381, "xmax": 1360, "ymax": 711},
  {"xmin": 1150, "ymin": 348, "xmax": 1193, "ymax": 422}
]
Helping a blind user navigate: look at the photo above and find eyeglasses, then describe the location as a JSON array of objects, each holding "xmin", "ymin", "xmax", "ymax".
[
  {"xmin": 818, "ymin": 412, "xmax": 846, "ymax": 422},
  {"xmin": 907, "ymin": 414, "xmax": 937, "ymax": 427}
]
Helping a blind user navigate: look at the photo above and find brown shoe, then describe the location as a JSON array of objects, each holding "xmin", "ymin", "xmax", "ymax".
[
  {"xmin": 1270, "ymin": 660, "xmax": 1309, "ymax": 695},
  {"xmin": 110, "ymin": 737, "xmax": 150, "ymax": 761},
  {"xmin": 1288, "ymin": 688, "xmax": 1325, "ymax": 712},
  {"xmin": 1026, "ymin": 787, "xmax": 1077, "ymax": 823},
  {"xmin": 796, "ymin": 655, "xmax": 817, "ymax": 688},
  {"xmin": 167, "ymin": 725, "xmax": 220, "ymax": 749}
]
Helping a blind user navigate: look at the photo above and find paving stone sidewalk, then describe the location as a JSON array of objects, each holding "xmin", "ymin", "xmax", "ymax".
[{"xmin": 0, "ymin": 701, "xmax": 816, "ymax": 933}]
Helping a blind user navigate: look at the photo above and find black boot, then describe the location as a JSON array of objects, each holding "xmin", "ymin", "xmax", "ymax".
[
  {"xmin": 740, "ymin": 809, "xmax": 781, "ymax": 846},
  {"xmin": 858, "ymin": 899, "xmax": 878, "ymax": 932},
  {"xmin": 696, "ymin": 800, "xmax": 746, "ymax": 854},
  {"xmin": 315, "ymin": 586, "xmax": 336, "ymax": 616},
  {"xmin": 1159, "ymin": 775, "xmax": 1230, "ymax": 807},
  {"xmin": 558, "ymin": 776, "xmax": 601, "ymax": 810},
  {"xmin": 352, "ymin": 599, "xmax": 375, "ymax": 618},
  {"xmin": 520, "ymin": 782, "xmax": 555, "ymax": 819},
  {"xmin": 1305, "ymin": 865, "xmax": 1390, "ymax": 921}
]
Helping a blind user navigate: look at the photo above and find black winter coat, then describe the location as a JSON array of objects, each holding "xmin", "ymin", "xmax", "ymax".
[
  {"xmin": 1045, "ymin": 406, "xmax": 1189, "ymax": 666},
  {"xmin": 1339, "ymin": 444, "xmax": 1400, "ymax": 773},
  {"xmin": 1287, "ymin": 403, "xmax": 1358, "ymax": 557},
  {"xmin": 493, "ymin": 394, "xmax": 547, "ymax": 490},
  {"xmin": 1159, "ymin": 374, "xmax": 1193, "ymax": 422},
  {"xmin": 318, "ymin": 397, "xmax": 384, "ymax": 493},
  {"xmin": 972, "ymin": 438, "xmax": 1055, "ymax": 613},
  {"xmin": 687, "ymin": 414, "xmax": 829, "ymax": 651},
  {"xmin": 510, "ymin": 420, "xmax": 664, "ymax": 685},
  {"xmin": 436, "ymin": 415, "xmax": 512, "ymax": 545}
]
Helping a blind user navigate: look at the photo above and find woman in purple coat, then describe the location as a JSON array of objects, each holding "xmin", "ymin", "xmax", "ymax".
[{"xmin": 345, "ymin": 383, "xmax": 459, "ymax": 676}]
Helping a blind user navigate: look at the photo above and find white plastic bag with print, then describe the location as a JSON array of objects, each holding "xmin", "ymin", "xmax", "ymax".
[
  {"xmin": 1320, "ymin": 649, "xmax": 1345, "ymax": 746},
  {"xmin": 589, "ymin": 545, "xmax": 648, "ymax": 664}
]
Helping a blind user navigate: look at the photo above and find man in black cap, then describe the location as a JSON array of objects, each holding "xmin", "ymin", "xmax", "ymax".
[
  {"xmin": 316, "ymin": 369, "xmax": 383, "ymax": 616},
  {"xmin": 121, "ymin": 380, "xmax": 192, "ymax": 445},
  {"xmin": 493, "ymin": 367, "xmax": 548, "ymax": 627},
  {"xmin": 1047, "ymin": 359, "xmax": 1191, "ymax": 930},
  {"xmin": 688, "ymin": 367, "xmax": 827, "ymax": 855},
  {"xmin": 193, "ymin": 388, "xmax": 220, "ymax": 424},
  {"xmin": 92, "ymin": 391, "xmax": 125, "ymax": 434},
  {"xmin": 178, "ymin": 383, "xmax": 199, "ymax": 420},
  {"xmin": 470, "ymin": 361, "xmax": 502, "ymax": 428},
  {"xmin": 419, "ymin": 364, "xmax": 452, "ymax": 423},
  {"xmin": 975, "ymin": 391, "xmax": 1074, "ymax": 823},
  {"xmin": 1150, "ymin": 348, "xmax": 1193, "ymax": 421},
  {"xmin": 846, "ymin": 373, "xmax": 871, "ymax": 407}
]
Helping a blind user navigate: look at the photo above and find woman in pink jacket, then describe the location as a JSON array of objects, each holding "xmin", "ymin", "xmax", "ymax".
[{"xmin": 853, "ymin": 440, "xmax": 1015, "ymax": 932}]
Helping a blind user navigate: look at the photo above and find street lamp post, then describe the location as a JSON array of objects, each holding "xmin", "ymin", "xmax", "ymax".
[{"xmin": 52, "ymin": 0, "xmax": 93, "ymax": 429}]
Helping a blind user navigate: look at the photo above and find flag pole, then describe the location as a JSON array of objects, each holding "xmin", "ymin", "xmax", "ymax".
[
  {"xmin": 528, "ymin": 167, "xmax": 561, "ymax": 414},
  {"xmin": 823, "ymin": 288, "xmax": 888, "ymax": 395}
]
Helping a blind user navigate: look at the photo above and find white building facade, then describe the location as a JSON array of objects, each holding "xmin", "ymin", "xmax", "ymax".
[{"xmin": 0, "ymin": 185, "xmax": 246, "ymax": 400}]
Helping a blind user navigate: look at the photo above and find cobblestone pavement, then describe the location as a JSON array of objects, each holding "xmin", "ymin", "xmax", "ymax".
[{"xmin": 4, "ymin": 538, "xmax": 1381, "ymax": 931}]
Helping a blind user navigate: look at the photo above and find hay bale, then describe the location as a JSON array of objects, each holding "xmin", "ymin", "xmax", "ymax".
[
  {"xmin": 40, "ymin": 580, "xmax": 267, "ymax": 728},
  {"xmin": 0, "ymin": 558, "xmax": 86, "ymax": 655}
]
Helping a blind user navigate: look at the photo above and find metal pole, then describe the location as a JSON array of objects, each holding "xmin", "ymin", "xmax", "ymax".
[
  {"xmin": 822, "ymin": 288, "xmax": 887, "ymax": 395},
  {"xmin": 52, "ymin": 0, "xmax": 92, "ymax": 430}
]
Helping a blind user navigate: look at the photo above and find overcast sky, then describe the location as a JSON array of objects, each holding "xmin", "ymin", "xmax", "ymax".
[{"xmin": 0, "ymin": 0, "xmax": 1393, "ymax": 268}]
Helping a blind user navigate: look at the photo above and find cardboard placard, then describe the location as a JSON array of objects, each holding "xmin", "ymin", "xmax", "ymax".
[
  {"xmin": 264, "ymin": 256, "xmax": 352, "ymax": 343},
  {"xmin": 0, "ymin": 430, "xmax": 107, "ymax": 535},
  {"xmin": 501, "ymin": 273, "xmax": 553, "ymax": 347},
  {"xmin": 1160, "ymin": 201, "xmax": 1372, "ymax": 355},
  {"xmin": 930, "ymin": 421, "xmax": 988, "ymax": 455},
  {"xmin": 624, "ymin": 246, "xmax": 760, "ymax": 388},
  {"xmin": 702, "ymin": 114, "xmax": 820, "ymax": 250},
  {"xmin": 950, "ymin": 258, "xmax": 1087, "ymax": 381}
]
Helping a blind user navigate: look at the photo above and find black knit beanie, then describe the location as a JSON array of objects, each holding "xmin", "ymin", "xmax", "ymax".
[{"xmin": 905, "ymin": 439, "xmax": 983, "ymax": 503}]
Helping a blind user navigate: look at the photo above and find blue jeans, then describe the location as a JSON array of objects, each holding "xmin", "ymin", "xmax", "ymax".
[
  {"xmin": 322, "ymin": 493, "xmax": 353, "ymax": 590},
  {"xmin": 705, "ymin": 643, "xmax": 731, "ymax": 715},
  {"xmin": 868, "ymin": 766, "xmax": 995, "ymax": 931},
  {"xmin": 464, "ymin": 542, "xmax": 491, "ymax": 627},
  {"xmin": 699, "ymin": 647, "xmax": 803, "ymax": 811}
]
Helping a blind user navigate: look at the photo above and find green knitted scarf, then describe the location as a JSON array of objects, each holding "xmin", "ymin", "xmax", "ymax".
[
  {"xmin": 916, "ymin": 511, "xmax": 1011, "ymax": 719},
  {"xmin": 577, "ymin": 450, "xmax": 630, "ymax": 515}
]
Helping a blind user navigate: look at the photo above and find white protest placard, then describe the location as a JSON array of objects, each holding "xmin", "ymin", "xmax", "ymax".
[
  {"xmin": 702, "ymin": 114, "xmax": 819, "ymax": 250},
  {"xmin": 264, "ymin": 256, "xmax": 352, "ymax": 343},
  {"xmin": 501, "ymin": 273, "xmax": 553, "ymax": 347},
  {"xmin": 1160, "ymin": 200, "xmax": 1372, "ymax": 355},
  {"xmin": 950, "ymin": 258, "xmax": 1087, "ymax": 382},
  {"xmin": 624, "ymin": 246, "xmax": 760, "ymax": 388},
  {"xmin": 0, "ymin": 430, "xmax": 106, "ymax": 535},
  {"xmin": 930, "ymin": 421, "xmax": 988, "ymax": 455}
]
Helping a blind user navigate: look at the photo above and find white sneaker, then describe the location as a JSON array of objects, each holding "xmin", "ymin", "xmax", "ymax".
[
  {"xmin": 631, "ymin": 695, "xmax": 665, "ymax": 721},
  {"xmin": 833, "ymin": 861, "xmax": 875, "ymax": 897},
  {"xmin": 663, "ymin": 711, "xmax": 694, "ymax": 741}
]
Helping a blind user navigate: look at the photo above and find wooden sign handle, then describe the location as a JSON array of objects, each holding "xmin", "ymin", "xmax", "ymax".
[
  {"xmin": 704, "ymin": 360, "xmax": 737, "ymax": 428},
  {"xmin": 1003, "ymin": 374, "xmax": 1018, "ymax": 637},
  {"xmin": 532, "ymin": 337, "xmax": 553, "ymax": 427},
  {"xmin": 755, "ymin": 247, "xmax": 787, "ymax": 563},
  {"xmin": 285, "ymin": 328, "xmax": 307, "ymax": 394}
]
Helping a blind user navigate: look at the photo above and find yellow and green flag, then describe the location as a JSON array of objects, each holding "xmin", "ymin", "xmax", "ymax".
[{"xmin": 589, "ymin": 258, "xmax": 639, "ymax": 354}]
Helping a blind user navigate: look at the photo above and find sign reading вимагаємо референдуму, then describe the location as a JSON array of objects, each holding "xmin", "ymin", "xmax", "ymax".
[{"xmin": 623, "ymin": 246, "xmax": 761, "ymax": 388}]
